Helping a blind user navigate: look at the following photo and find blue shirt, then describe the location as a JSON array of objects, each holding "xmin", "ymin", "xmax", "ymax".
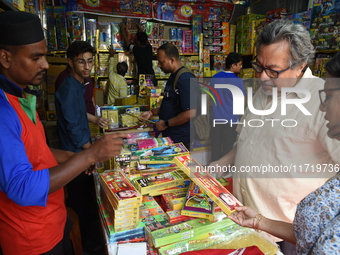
[
  {"xmin": 211, "ymin": 71, "xmax": 245, "ymax": 121},
  {"xmin": 0, "ymin": 76, "xmax": 49, "ymax": 206},
  {"xmin": 55, "ymin": 75, "xmax": 91, "ymax": 153},
  {"xmin": 159, "ymin": 67, "xmax": 197, "ymax": 144},
  {"xmin": 293, "ymin": 175, "xmax": 340, "ymax": 254}
]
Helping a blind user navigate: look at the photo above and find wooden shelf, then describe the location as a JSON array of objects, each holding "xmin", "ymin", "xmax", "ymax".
[
  {"xmin": 209, "ymin": 53, "xmax": 227, "ymax": 55},
  {"xmin": 315, "ymin": 50, "xmax": 339, "ymax": 54},
  {"xmin": 47, "ymin": 51, "xmax": 67, "ymax": 54},
  {"xmin": 152, "ymin": 52, "xmax": 199, "ymax": 56},
  {"xmin": 97, "ymin": 50, "xmax": 127, "ymax": 53},
  {"xmin": 179, "ymin": 53, "xmax": 199, "ymax": 56},
  {"xmin": 96, "ymin": 75, "xmax": 137, "ymax": 79}
]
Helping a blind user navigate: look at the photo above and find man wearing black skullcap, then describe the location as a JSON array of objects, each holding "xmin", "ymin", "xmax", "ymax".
[
  {"xmin": 0, "ymin": 11, "xmax": 126, "ymax": 255},
  {"xmin": 55, "ymin": 40, "xmax": 105, "ymax": 253}
]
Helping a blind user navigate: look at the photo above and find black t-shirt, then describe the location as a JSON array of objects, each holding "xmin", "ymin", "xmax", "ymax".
[
  {"xmin": 159, "ymin": 67, "xmax": 197, "ymax": 144},
  {"xmin": 131, "ymin": 43, "xmax": 155, "ymax": 76}
]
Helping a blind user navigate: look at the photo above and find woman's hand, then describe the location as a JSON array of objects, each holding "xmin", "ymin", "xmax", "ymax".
[{"xmin": 228, "ymin": 206, "xmax": 259, "ymax": 228}]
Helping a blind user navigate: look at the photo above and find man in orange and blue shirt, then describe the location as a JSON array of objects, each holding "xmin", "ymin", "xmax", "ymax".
[{"xmin": 0, "ymin": 11, "xmax": 125, "ymax": 255}]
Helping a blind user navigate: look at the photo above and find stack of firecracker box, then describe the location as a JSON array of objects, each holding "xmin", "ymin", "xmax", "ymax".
[
  {"xmin": 97, "ymin": 134, "xmax": 280, "ymax": 255},
  {"xmin": 236, "ymin": 13, "xmax": 266, "ymax": 55}
]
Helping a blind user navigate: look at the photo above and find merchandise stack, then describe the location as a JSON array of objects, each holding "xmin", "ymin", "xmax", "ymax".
[
  {"xmin": 99, "ymin": 171, "xmax": 142, "ymax": 232},
  {"xmin": 203, "ymin": 21, "xmax": 235, "ymax": 54},
  {"xmin": 286, "ymin": 10, "xmax": 311, "ymax": 30},
  {"xmin": 266, "ymin": 8, "xmax": 288, "ymax": 24},
  {"xmin": 138, "ymin": 83, "xmax": 164, "ymax": 110},
  {"xmin": 138, "ymin": 195, "xmax": 168, "ymax": 228},
  {"xmin": 236, "ymin": 13, "xmax": 265, "ymax": 55},
  {"xmin": 310, "ymin": 2, "xmax": 340, "ymax": 52},
  {"xmin": 95, "ymin": 132, "xmax": 279, "ymax": 254}
]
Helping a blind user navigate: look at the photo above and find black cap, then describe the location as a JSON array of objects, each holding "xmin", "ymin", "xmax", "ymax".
[{"xmin": 0, "ymin": 11, "xmax": 45, "ymax": 46}]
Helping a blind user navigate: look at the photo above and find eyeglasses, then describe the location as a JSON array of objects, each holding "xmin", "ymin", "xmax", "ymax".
[
  {"xmin": 74, "ymin": 58, "xmax": 94, "ymax": 67},
  {"xmin": 251, "ymin": 56, "xmax": 291, "ymax": 79},
  {"xmin": 319, "ymin": 88, "xmax": 340, "ymax": 106}
]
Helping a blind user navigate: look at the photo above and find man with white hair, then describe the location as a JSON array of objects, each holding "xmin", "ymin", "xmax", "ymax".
[{"xmin": 212, "ymin": 19, "xmax": 340, "ymax": 254}]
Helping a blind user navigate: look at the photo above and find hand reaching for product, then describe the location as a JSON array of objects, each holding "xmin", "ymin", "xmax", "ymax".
[
  {"xmin": 109, "ymin": 45, "xmax": 116, "ymax": 58},
  {"xmin": 84, "ymin": 163, "xmax": 96, "ymax": 175},
  {"xmin": 228, "ymin": 206, "xmax": 260, "ymax": 229},
  {"xmin": 96, "ymin": 117, "xmax": 109, "ymax": 129},
  {"xmin": 139, "ymin": 111, "xmax": 152, "ymax": 121},
  {"xmin": 88, "ymin": 133, "xmax": 127, "ymax": 163}
]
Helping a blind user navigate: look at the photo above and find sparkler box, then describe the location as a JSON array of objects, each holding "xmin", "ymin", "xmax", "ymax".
[
  {"xmin": 145, "ymin": 212, "xmax": 228, "ymax": 248},
  {"xmin": 100, "ymin": 187, "xmax": 140, "ymax": 219},
  {"xmin": 133, "ymin": 170, "xmax": 186, "ymax": 195},
  {"xmin": 100, "ymin": 171, "xmax": 142, "ymax": 207},
  {"xmin": 139, "ymin": 155, "xmax": 175, "ymax": 164},
  {"xmin": 174, "ymin": 155, "xmax": 242, "ymax": 216},
  {"xmin": 166, "ymin": 210, "xmax": 194, "ymax": 224},
  {"xmin": 98, "ymin": 197, "xmax": 144, "ymax": 239},
  {"xmin": 181, "ymin": 181, "xmax": 215, "ymax": 221},
  {"xmin": 132, "ymin": 143, "xmax": 189, "ymax": 157}
]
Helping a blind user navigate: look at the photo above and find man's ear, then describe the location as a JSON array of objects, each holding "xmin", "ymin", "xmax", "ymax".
[
  {"xmin": 68, "ymin": 58, "xmax": 73, "ymax": 68},
  {"xmin": 296, "ymin": 62, "xmax": 308, "ymax": 76},
  {"xmin": 0, "ymin": 49, "xmax": 11, "ymax": 69}
]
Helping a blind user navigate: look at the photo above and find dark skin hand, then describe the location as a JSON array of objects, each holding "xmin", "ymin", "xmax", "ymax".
[
  {"xmin": 51, "ymin": 149, "xmax": 95, "ymax": 175},
  {"xmin": 139, "ymin": 108, "xmax": 196, "ymax": 131},
  {"xmin": 48, "ymin": 132, "xmax": 127, "ymax": 194},
  {"xmin": 50, "ymin": 148, "xmax": 75, "ymax": 164}
]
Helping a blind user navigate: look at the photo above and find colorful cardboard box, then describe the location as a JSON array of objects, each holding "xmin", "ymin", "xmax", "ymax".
[
  {"xmin": 100, "ymin": 171, "xmax": 142, "ymax": 207},
  {"xmin": 66, "ymin": 12, "xmax": 86, "ymax": 43},
  {"xmin": 99, "ymin": 186, "xmax": 140, "ymax": 220},
  {"xmin": 166, "ymin": 210, "xmax": 194, "ymax": 224},
  {"xmin": 145, "ymin": 212, "xmax": 228, "ymax": 247},
  {"xmin": 139, "ymin": 156, "xmax": 175, "ymax": 165},
  {"xmin": 181, "ymin": 181, "xmax": 215, "ymax": 220},
  {"xmin": 54, "ymin": 6, "xmax": 69, "ymax": 51},
  {"xmin": 85, "ymin": 19, "xmax": 96, "ymax": 47},
  {"xmin": 158, "ymin": 220, "xmax": 244, "ymax": 255},
  {"xmin": 98, "ymin": 197, "xmax": 145, "ymax": 242},
  {"xmin": 138, "ymin": 195, "xmax": 169, "ymax": 228},
  {"xmin": 45, "ymin": 6, "xmax": 58, "ymax": 51},
  {"xmin": 132, "ymin": 143, "xmax": 189, "ymax": 157},
  {"xmin": 137, "ymin": 138, "xmax": 174, "ymax": 150},
  {"xmin": 174, "ymin": 155, "xmax": 242, "ymax": 216},
  {"xmin": 133, "ymin": 170, "xmax": 187, "ymax": 195}
]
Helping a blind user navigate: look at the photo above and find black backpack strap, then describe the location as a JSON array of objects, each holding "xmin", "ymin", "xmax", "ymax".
[{"xmin": 173, "ymin": 67, "xmax": 193, "ymax": 95}]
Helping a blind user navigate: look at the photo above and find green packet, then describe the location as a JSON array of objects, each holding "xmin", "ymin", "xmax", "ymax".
[
  {"xmin": 146, "ymin": 212, "xmax": 231, "ymax": 248},
  {"xmin": 139, "ymin": 156, "xmax": 175, "ymax": 164},
  {"xmin": 158, "ymin": 225, "xmax": 249, "ymax": 255}
]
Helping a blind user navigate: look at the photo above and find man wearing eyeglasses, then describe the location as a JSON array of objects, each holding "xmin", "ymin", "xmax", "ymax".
[
  {"xmin": 212, "ymin": 20, "xmax": 339, "ymax": 254},
  {"xmin": 55, "ymin": 41, "xmax": 95, "ymax": 152},
  {"xmin": 55, "ymin": 41, "xmax": 104, "ymax": 253},
  {"xmin": 55, "ymin": 59, "xmax": 109, "ymax": 129}
]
